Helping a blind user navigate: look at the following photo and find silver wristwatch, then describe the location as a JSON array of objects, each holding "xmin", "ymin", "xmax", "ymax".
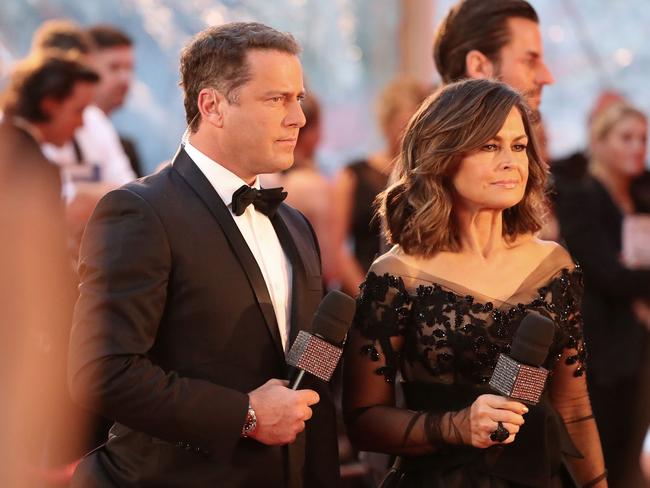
[{"xmin": 241, "ymin": 402, "xmax": 257, "ymax": 437}]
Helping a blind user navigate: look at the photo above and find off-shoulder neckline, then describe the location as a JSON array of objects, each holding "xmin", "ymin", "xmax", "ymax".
[{"xmin": 366, "ymin": 247, "xmax": 579, "ymax": 309}]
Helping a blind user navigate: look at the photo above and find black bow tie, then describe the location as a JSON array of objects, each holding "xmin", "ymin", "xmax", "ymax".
[{"xmin": 231, "ymin": 185, "xmax": 287, "ymax": 218}]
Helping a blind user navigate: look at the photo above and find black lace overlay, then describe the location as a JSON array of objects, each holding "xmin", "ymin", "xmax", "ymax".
[
  {"xmin": 344, "ymin": 257, "xmax": 605, "ymax": 487},
  {"xmin": 353, "ymin": 265, "xmax": 587, "ymax": 386}
]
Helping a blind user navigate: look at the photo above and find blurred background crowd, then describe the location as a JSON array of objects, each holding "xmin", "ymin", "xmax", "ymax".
[{"xmin": 0, "ymin": 1, "xmax": 648, "ymax": 487}]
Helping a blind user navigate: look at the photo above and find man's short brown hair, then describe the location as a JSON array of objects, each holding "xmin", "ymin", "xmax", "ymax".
[
  {"xmin": 87, "ymin": 25, "xmax": 133, "ymax": 50},
  {"xmin": 31, "ymin": 19, "xmax": 95, "ymax": 55},
  {"xmin": 433, "ymin": 0, "xmax": 538, "ymax": 84},
  {"xmin": 1, "ymin": 51, "xmax": 99, "ymax": 122},
  {"xmin": 179, "ymin": 22, "xmax": 300, "ymax": 132}
]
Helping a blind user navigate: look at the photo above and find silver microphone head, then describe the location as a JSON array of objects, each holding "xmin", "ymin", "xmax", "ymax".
[{"xmin": 287, "ymin": 330, "xmax": 342, "ymax": 382}]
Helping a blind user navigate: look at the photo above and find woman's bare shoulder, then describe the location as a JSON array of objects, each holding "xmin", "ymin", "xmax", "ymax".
[
  {"xmin": 369, "ymin": 246, "xmax": 419, "ymax": 276},
  {"xmin": 524, "ymin": 237, "xmax": 575, "ymax": 270}
]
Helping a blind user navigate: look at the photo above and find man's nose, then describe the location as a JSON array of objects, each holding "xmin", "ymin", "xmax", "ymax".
[
  {"xmin": 536, "ymin": 61, "xmax": 554, "ymax": 86},
  {"xmin": 285, "ymin": 100, "xmax": 306, "ymax": 128}
]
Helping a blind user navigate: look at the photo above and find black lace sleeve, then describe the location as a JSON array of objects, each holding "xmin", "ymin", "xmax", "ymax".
[
  {"xmin": 544, "ymin": 266, "xmax": 587, "ymax": 378},
  {"xmin": 342, "ymin": 272, "xmax": 470, "ymax": 455},
  {"xmin": 352, "ymin": 272, "xmax": 412, "ymax": 383}
]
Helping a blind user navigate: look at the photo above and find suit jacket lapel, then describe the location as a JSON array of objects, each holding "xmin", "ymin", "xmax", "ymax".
[
  {"xmin": 272, "ymin": 209, "xmax": 309, "ymax": 488},
  {"xmin": 172, "ymin": 148, "xmax": 285, "ymax": 362},
  {"xmin": 274, "ymin": 206, "xmax": 329, "ymax": 488},
  {"xmin": 270, "ymin": 208, "xmax": 306, "ymax": 345}
]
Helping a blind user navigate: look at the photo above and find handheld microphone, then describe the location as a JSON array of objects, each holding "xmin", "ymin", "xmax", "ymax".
[
  {"xmin": 287, "ymin": 290, "xmax": 356, "ymax": 390},
  {"xmin": 488, "ymin": 313, "xmax": 556, "ymax": 405}
]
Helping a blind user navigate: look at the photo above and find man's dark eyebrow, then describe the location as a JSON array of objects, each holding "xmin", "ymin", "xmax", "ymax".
[{"xmin": 262, "ymin": 90, "xmax": 306, "ymax": 98}]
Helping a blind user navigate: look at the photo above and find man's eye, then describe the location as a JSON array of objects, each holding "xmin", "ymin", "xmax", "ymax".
[{"xmin": 270, "ymin": 96, "xmax": 283, "ymax": 103}]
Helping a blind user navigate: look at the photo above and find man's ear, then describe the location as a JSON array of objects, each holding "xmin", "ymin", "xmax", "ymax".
[
  {"xmin": 40, "ymin": 96, "xmax": 60, "ymax": 120},
  {"xmin": 465, "ymin": 49, "xmax": 495, "ymax": 79},
  {"xmin": 197, "ymin": 88, "xmax": 226, "ymax": 128}
]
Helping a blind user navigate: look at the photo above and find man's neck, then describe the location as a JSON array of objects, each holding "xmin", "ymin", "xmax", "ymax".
[
  {"xmin": 187, "ymin": 133, "xmax": 256, "ymax": 186},
  {"xmin": 12, "ymin": 117, "xmax": 45, "ymax": 145},
  {"xmin": 95, "ymin": 101, "xmax": 113, "ymax": 117}
]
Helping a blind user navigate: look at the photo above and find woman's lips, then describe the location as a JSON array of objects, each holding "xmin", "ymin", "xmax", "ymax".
[{"xmin": 491, "ymin": 180, "xmax": 519, "ymax": 189}]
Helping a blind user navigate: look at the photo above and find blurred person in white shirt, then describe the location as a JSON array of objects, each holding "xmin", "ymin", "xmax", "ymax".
[
  {"xmin": 31, "ymin": 20, "xmax": 136, "ymax": 251},
  {"xmin": 86, "ymin": 24, "xmax": 143, "ymax": 177}
]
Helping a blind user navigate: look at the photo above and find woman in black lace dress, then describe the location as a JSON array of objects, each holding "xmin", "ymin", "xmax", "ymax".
[{"xmin": 343, "ymin": 79, "xmax": 607, "ymax": 487}]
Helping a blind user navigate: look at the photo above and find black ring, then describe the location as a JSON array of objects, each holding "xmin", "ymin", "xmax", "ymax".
[{"xmin": 489, "ymin": 421, "xmax": 510, "ymax": 442}]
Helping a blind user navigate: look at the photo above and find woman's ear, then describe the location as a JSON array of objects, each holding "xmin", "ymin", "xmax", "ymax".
[
  {"xmin": 196, "ymin": 88, "xmax": 226, "ymax": 128},
  {"xmin": 465, "ymin": 49, "xmax": 495, "ymax": 79},
  {"xmin": 589, "ymin": 136, "xmax": 603, "ymax": 158}
]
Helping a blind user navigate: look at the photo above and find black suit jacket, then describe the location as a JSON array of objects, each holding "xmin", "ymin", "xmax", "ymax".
[
  {"xmin": 555, "ymin": 175, "xmax": 650, "ymax": 385},
  {"xmin": 68, "ymin": 148, "xmax": 339, "ymax": 487}
]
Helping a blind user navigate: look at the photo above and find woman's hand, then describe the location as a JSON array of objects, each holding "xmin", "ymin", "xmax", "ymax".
[{"xmin": 467, "ymin": 394, "xmax": 528, "ymax": 448}]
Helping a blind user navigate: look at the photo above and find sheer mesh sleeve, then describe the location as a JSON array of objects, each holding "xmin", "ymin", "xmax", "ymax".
[
  {"xmin": 548, "ymin": 266, "xmax": 607, "ymax": 486},
  {"xmin": 342, "ymin": 272, "xmax": 471, "ymax": 455}
]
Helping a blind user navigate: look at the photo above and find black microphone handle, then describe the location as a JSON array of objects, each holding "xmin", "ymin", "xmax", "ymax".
[{"xmin": 289, "ymin": 369, "xmax": 306, "ymax": 390}]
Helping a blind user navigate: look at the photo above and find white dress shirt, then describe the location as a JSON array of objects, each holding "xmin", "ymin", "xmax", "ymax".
[
  {"xmin": 183, "ymin": 141, "xmax": 293, "ymax": 352},
  {"xmin": 42, "ymin": 105, "xmax": 136, "ymax": 201}
]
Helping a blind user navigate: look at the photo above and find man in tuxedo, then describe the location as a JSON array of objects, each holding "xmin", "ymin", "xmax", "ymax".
[{"xmin": 68, "ymin": 22, "xmax": 339, "ymax": 487}]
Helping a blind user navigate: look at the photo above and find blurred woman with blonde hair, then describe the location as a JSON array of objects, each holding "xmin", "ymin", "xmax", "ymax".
[
  {"xmin": 556, "ymin": 101, "xmax": 650, "ymax": 487},
  {"xmin": 332, "ymin": 76, "xmax": 429, "ymax": 295}
]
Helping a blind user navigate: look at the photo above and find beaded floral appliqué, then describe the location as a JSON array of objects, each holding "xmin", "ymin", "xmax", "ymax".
[{"xmin": 353, "ymin": 265, "xmax": 587, "ymax": 384}]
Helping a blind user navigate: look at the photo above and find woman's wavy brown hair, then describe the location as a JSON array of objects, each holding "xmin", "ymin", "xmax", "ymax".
[{"xmin": 378, "ymin": 78, "xmax": 547, "ymax": 257}]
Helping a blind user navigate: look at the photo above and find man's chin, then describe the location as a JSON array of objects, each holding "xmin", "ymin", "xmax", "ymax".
[
  {"xmin": 48, "ymin": 136, "xmax": 69, "ymax": 148},
  {"xmin": 524, "ymin": 93, "xmax": 542, "ymax": 123},
  {"xmin": 265, "ymin": 156, "xmax": 294, "ymax": 174},
  {"xmin": 525, "ymin": 91, "xmax": 542, "ymax": 111},
  {"xmin": 109, "ymin": 92, "xmax": 128, "ymax": 111}
]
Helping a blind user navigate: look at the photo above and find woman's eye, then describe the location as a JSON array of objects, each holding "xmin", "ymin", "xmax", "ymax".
[
  {"xmin": 513, "ymin": 144, "xmax": 527, "ymax": 152},
  {"xmin": 483, "ymin": 144, "xmax": 498, "ymax": 151}
]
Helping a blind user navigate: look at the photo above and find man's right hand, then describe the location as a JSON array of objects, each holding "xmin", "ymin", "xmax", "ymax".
[{"xmin": 247, "ymin": 378, "xmax": 320, "ymax": 445}]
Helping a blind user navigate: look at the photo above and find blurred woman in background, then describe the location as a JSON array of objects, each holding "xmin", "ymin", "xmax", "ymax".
[
  {"xmin": 332, "ymin": 76, "xmax": 429, "ymax": 295},
  {"xmin": 555, "ymin": 102, "xmax": 650, "ymax": 487}
]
